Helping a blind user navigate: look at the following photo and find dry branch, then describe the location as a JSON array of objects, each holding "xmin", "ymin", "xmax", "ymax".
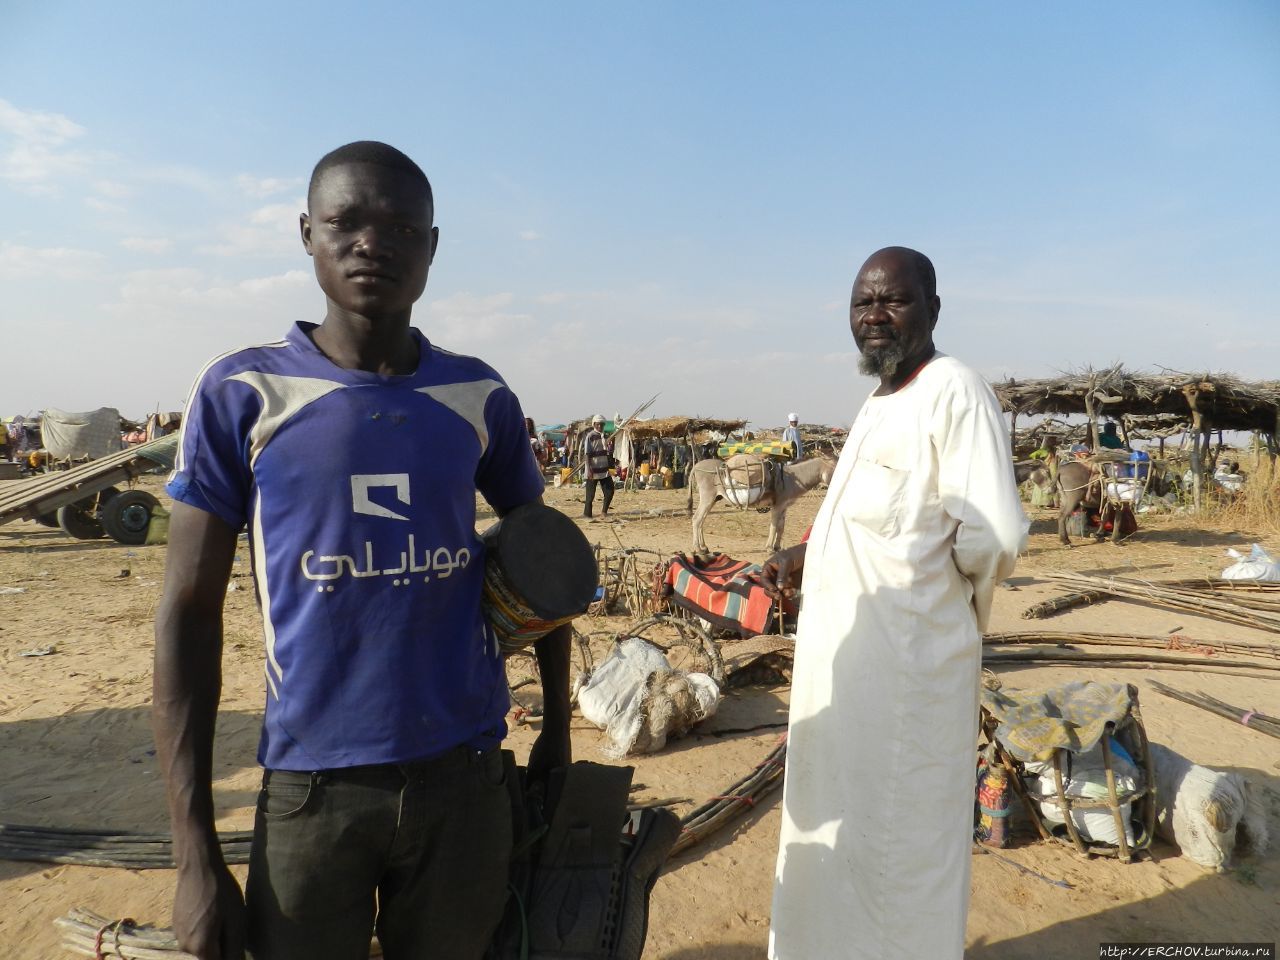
[{"xmin": 1147, "ymin": 681, "xmax": 1280, "ymax": 740}]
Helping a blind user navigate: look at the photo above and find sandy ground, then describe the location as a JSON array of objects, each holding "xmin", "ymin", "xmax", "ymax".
[{"xmin": 1, "ymin": 474, "xmax": 1277, "ymax": 958}]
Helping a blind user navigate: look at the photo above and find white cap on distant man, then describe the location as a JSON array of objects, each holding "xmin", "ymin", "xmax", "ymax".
[
  {"xmin": 788, "ymin": 413, "xmax": 798, "ymax": 423},
  {"xmin": 592, "ymin": 414, "xmax": 605, "ymax": 424}
]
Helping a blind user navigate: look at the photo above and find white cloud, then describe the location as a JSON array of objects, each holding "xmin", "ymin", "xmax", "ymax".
[
  {"xmin": 93, "ymin": 179, "xmax": 132, "ymax": 199},
  {"xmin": 0, "ymin": 242, "xmax": 104, "ymax": 279},
  {"xmin": 519, "ymin": 229, "xmax": 542, "ymax": 242},
  {"xmin": 85, "ymin": 196, "xmax": 127, "ymax": 214},
  {"xmin": 198, "ymin": 199, "xmax": 305, "ymax": 257},
  {"xmin": 120, "ymin": 236, "xmax": 173, "ymax": 254},
  {"xmin": 536, "ymin": 291, "xmax": 569, "ymax": 304},
  {"xmin": 236, "ymin": 174, "xmax": 305, "ymax": 198},
  {"xmin": 425, "ymin": 291, "xmax": 534, "ymax": 344},
  {"xmin": 0, "ymin": 98, "xmax": 100, "ymax": 191}
]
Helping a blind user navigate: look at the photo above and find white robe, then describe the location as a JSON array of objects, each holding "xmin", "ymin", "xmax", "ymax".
[{"xmin": 769, "ymin": 354, "xmax": 1027, "ymax": 960}]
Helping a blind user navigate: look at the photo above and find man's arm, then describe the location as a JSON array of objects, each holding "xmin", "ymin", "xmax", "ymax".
[
  {"xmin": 152, "ymin": 502, "xmax": 245, "ymax": 960},
  {"xmin": 494, "ymin": 497, "xmax": 571, "ymax": 781},
  {"xmin": 935, "ymin": 383, "xmax": 1028, "ymax": 631}
]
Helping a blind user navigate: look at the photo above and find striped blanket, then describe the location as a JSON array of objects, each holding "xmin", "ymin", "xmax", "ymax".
[{"xmin": 662, "ymin": 553, "xmax": 788, "ymax": 637}]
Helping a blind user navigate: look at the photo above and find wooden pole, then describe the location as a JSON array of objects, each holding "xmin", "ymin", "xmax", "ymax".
[
  {"xmin": 1085, "ymin": 390, "xmax": 1100, "ymax": 451},
  {"xmin": 1182, "ymin": 385, "xmax": 1203, "ymax": 512}
]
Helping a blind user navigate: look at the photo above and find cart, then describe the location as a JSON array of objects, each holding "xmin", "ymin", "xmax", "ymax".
[{"xmin": 0, "ymin": 435, "xmax": 178, "ymax": 545}]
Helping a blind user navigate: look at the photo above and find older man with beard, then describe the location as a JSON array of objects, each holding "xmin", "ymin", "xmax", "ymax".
[{"xmin": 763, "ymin": 247, "xmax": 1027, "ymax": 960}]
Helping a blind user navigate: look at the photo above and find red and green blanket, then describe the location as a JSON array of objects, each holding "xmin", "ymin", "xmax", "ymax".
[{"xmin": 662, "ymin": 553, "xmax": 791, "ymax": 637}]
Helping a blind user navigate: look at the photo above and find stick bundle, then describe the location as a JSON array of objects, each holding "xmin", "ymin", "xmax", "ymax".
[
  {"xmin": 670, "ymin": 736, "xmax": 787, "ymax": 857},
  {"xmin": 1031, "ymin": 573, "xmax": 1280, "ymax": 635},
  {"xmin": 1148, "ymin": 681, "xmax": 1280, "ymax": 740},
  {"xmin": 0, "ymin": 824, "xmax": 251, "ymax": 869}
]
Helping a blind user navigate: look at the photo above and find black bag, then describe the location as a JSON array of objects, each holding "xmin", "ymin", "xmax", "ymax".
[{"xmin": 488, "ymin": 755, "xmax": 682, "ymax": 960}]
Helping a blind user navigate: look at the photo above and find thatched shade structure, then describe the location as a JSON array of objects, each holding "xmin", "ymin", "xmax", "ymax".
[
  {"xmin": 622, "ymin": 415, "xmax": 747, "ymax": 439},
  {"xmin": 993, "ymin": 367, "xmax": 1280, "ymax": 508},
  {"xmin": 993, "ymin": 367, "xmax": 1280, "ymax": 435}
]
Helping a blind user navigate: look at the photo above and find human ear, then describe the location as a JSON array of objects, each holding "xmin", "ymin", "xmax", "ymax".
[
  {"xmin": 300, "ymin": 213, "xmax": 313, "ymax": 255},
  {"xmin": 427, "ymin": 225, "xmax": 439, "ymax": 266}
]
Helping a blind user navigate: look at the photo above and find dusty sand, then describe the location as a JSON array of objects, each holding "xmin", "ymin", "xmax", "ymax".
[{"xmin": 1, "ymin": 476, "xmax": 1277, "ymax": 958}]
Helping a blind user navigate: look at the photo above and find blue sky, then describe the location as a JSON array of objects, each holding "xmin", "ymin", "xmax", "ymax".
[{"xmin": 2, "ymin": 2, "xmax": 1277, "ymax": 428}]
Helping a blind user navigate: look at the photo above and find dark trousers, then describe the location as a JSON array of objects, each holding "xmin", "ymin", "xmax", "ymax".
[
  {"xmin": 245, "ymin": 747, "xmax": 512, "ymax": 960},
  {"xmin": 583, "ymin": 476, "xmax": 614, "ymax": 517}
]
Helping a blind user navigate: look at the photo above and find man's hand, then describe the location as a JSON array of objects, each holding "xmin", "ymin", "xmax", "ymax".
[
  {"xmin": 172, "ymin": 860, "xmax": 246, "ymax": 960},
  {"xmin": 750, "ymin": 543, "xmax": 807, "ymax": 599},
  {"xmin": 527, "ymin": 721, "xmax": 571, "ymax": 786},
  {"xmin": 528, "ymin": 622, "xmax": 573, "ymax": 786}
]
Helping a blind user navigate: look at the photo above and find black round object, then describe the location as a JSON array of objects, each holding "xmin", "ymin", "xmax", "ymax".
[
  {"xmin": 102, "ymin": 490, "xmax": 161, "ymax": 545},
  {"xmin": 57, "ymin": 500, "xmax": 105, "ymax": 540},
  {"xmin": 483, "ymin": 503, "xmax": 598, "ymax": 620}
]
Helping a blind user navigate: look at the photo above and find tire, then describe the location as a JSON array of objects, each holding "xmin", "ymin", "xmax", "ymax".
[
  {"xmin": 54, "ymin": 487, "xmax": 119, "ymax": 540},
  {"xmin": 57, "ymin": 500, "xmax": 105, "ymax": 540},
  {"xmin": 102, "ymin": 490, "xmax": 161, "ymax": 545}
]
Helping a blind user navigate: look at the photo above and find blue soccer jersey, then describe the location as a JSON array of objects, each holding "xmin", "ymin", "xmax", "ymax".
[{"xmin": 168, "ymin": 322, "xmax": 544, "ymax": 770}]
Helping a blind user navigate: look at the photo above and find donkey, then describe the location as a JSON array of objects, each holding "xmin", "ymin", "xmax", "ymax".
[{"xmin": 689, "ymin": 451, "xmax": 837, "ymax": 552}]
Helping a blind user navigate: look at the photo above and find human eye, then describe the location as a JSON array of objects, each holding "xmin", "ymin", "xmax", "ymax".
[{"xmin": 327, "ymin": 216, "xmax": 352, "ymax": 230}]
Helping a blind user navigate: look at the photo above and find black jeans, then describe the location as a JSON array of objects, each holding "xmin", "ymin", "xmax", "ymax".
[
  {"xmin": 245, "ymin": 747, "xmax": 512, "ymax": 960},
  {"xmin": 583, "ymin": 476, "xmax": 614, "ymax": 517}
]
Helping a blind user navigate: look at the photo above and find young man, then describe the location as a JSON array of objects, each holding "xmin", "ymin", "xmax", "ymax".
[
  {"xmin": 152, "ymin": 141, "xmax": 570, "ymax": 960},
  {"xmin": 763, "ymin": 247, "xmax": 1027, "ymax": 960},
  {"xmin": 581, "ymin": 413, "xmax": 613, "ymax": 518}
]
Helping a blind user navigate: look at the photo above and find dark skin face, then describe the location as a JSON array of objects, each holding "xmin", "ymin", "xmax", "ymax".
[
  {"xmin": 849, "ymin": 249, "xmax": 941, "ymax": 395},
  {"xmin": 300, "ymin": 162, "xmax": 439, "ymax": 373}
]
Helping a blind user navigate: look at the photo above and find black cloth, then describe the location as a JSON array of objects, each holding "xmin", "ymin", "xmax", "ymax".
[
  {"xmin": 245, "ymin": 747, "xmax": 512, "ymax": 959},
  {"xmin": 584, "ymin": 476, "xmax": 614, "ymax": 517}
]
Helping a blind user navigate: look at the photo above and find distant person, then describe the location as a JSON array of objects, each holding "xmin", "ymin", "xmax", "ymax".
[
  {"xmin": 581, "ymin": 414, "xmax": 613, "ymax": 518},
  {"xmin": 526, "ymin": 416, "xmax": 548, "ymax": 469},
  {"xmin": 782, "ymin": 414, "xmax": 803, "ymax": 462},
  {"xmin": 1098, "ymin": 421, "xmax": 1127, "ymax": 450},
  {"xmin": 761, "ymin": 247, "xmax": 1026, "ymax": 960},
  {"xmin": 1029, "ymin": 435, "xmax": 1059, "ymax": 461},
  {"xmin": 1214, "ymin": 460, "xmax": 1245, "ymax": 494},
  {"xmin": 152, "ymin": 141, "xmax": 570, "ymax": 960}
]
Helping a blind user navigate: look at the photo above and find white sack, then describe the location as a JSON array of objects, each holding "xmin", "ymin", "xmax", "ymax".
[{"xmin": 1222, "ymin": 544, "xmax": 1280, "ymax": 582}]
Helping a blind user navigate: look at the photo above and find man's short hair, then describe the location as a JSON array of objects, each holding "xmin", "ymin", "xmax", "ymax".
[
  {"xmin": 308, "ymin": 141, "xmax": 433, "ymax": 210},
  {"xmin": 871, "ymin": 246, "xmax": 936, "ymax": 300}
]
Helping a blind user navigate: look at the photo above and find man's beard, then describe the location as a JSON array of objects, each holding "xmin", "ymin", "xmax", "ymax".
[{"xmin": 858, "ymin": 341, "xmax": 907, "ymax": 377}]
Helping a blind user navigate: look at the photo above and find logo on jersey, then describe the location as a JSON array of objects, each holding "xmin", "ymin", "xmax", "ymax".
[{"xmin": 351, "ymin": 473, "xmax": 411, "ymax": 521}]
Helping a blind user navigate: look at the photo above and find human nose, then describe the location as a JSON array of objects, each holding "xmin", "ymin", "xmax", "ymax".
[
  {"xmin": 353, "ymin": 228, "xmax": 393, "ymax": 260},
  {"xmin": 861, "ymin": 301, "xmax": 890, "ymax": 326}
]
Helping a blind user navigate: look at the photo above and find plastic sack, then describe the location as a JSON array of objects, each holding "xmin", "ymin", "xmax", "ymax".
[
  {"xmin": 1221, "ymin": 544, "xmax": 1280, "ymax": 582},
  {"xmin": 578, "ymin": 637, "xmax": 720, "ymax": 757}
]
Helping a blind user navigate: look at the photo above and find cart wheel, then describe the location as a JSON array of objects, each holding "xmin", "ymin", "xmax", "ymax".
[
  {"xmin": 102, "ymin": 490, "xmax": 161, "ymax": 545},
  {"xmin": 57, "ymin": 500, "xmax": 105, "ymax": 540}
]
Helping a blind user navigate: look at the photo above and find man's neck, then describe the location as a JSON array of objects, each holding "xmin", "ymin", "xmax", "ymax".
[
  {"xmin": 313, "ymin": 307, "xmax": 418, "ymax": 375},
  {"xmin": 875, "ymin": 345, "xmax": 936, "ymax": 396}
]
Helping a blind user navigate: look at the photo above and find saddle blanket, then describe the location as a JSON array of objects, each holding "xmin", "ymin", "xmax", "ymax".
[
  {"xmin": 662, "ymin": 552, "xmax": 787, "ymax": 637},
  {"xmin": 717, "ymin": 440, "xmax": 794, "ymax": 460}
]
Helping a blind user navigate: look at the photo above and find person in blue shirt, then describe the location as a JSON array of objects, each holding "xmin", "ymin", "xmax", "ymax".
[{"xmin": 152, "ymin": 141, "xmax": 570, "ymax": 960}]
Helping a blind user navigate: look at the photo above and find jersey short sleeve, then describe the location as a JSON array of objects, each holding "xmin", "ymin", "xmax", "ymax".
[
  {"xmin": 475, "ymin": 386, "xmax": 545, "ymax": 513},
  {"xmin": 167, "ymin": 365, "xmax": 255, "ymax": 530}
]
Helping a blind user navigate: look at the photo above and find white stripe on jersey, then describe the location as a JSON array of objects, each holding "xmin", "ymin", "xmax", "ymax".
[
  {"xmin": 171, "ymin": 339, "xmax": 289, "ymax": 478},
  {"xmin": 252, "ymin": 491, "xmax": 285, "ymax": 690}
]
